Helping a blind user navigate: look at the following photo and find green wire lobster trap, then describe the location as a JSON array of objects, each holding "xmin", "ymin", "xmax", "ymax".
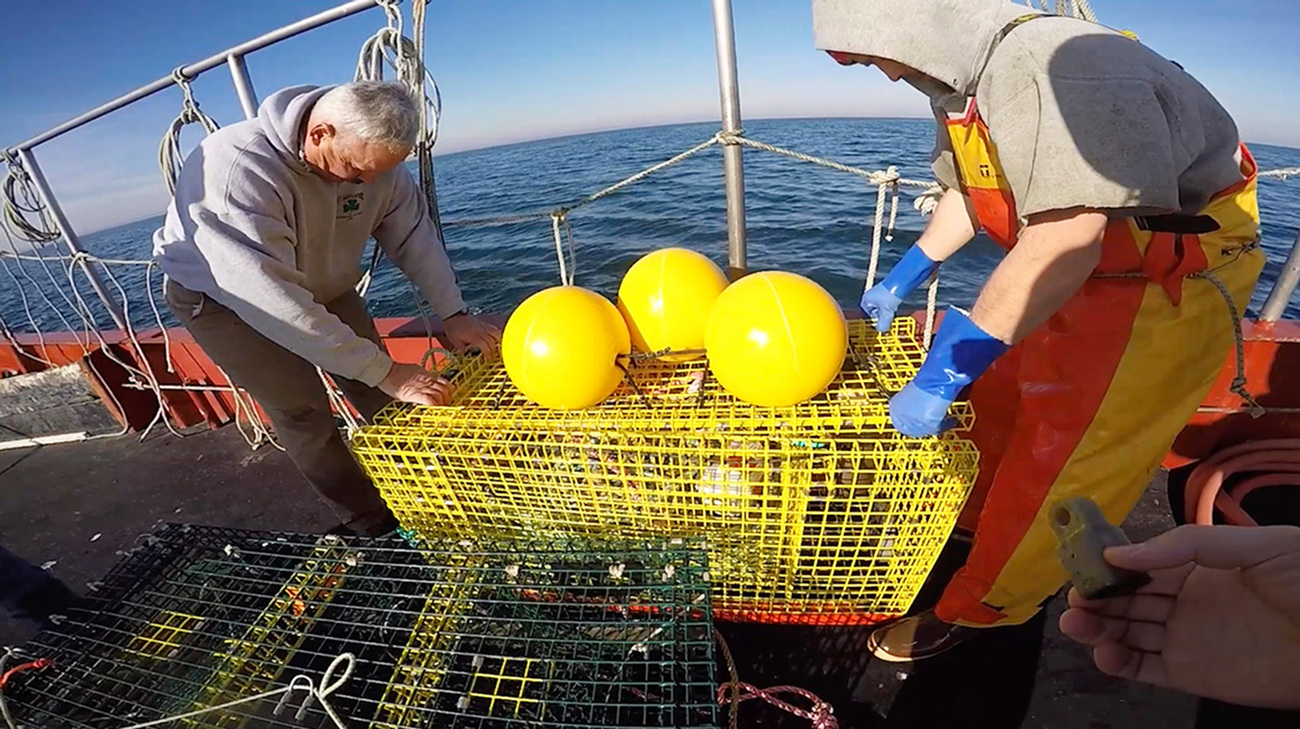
[{"xmin": 3, "ymin": 524, "xmax": 716, "ymax": 728}]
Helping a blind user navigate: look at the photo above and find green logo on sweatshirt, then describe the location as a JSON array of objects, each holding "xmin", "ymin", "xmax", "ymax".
[{"xmin": 338, "ymin": 193, "xmax": 364, "ymax": 220}]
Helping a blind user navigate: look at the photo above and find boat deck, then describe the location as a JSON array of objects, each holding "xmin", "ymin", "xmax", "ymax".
[{"xmin": 0, "ymin": 426, "xmax": 1192, "ymax": 728}]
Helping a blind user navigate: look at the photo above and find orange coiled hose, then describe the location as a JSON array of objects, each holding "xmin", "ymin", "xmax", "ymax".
[{"xmin": 1184, "ymin": 439, "xmax": 1300, "ymax": 526}]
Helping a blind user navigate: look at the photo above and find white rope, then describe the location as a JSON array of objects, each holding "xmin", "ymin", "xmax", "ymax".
[
  {"xmin": 355, "ymin": 0, "xmax": 444, "ymax": 173},
  {"xmin": 0, "ymin": 223, "xmax": 57, "ymax": 367},
  {"xmin": 76, "ymin": 257, "xmax": 181, "ymax": 439},
  {"xmin": 583, "ymin": 137, "xmax": 726, "ymax": 207},
  {"xmin": 1023, "ymin": 0, "xmax": 1097, "ymax": 21},
  {"xmin": 410, "ymin": 0, "xmax": 446, "ymax": 243},
  {"xmin": 562, "ymin": 214, "xmax": 577, "ymax": 286},
  {"xmin": 923, "ymin": 274, "xmax": 940, "ymax": 350},
  {"xmin": 354, "ymin": 0, "xmax": 442, "ymax": 279},
  {"xmin": 322, "ymin": 369, "xmax": 363, "ymax": 437},
  {"xmin": 356, "ymin": 0, "xmax": 406, "ymax": 81},
  {"xmin": 159, "ymin": 69, "xmax": 220, "ymax": 195},
  {"xmin": 153, "ymin": 68, "xmax": 281, "ymax": 448},
  {"xmin": 64, "ymin": 253, "xmax": 184, "ymax": 441},
  {"xmin": 0, "ymin": 230, "xmax": 277, "ymax": 448},
  {"xmin": 0, "ymin": 227, "xmax": 80, "ymax": 353},
  {"xmin": 226, "ymin": 376, "xmax": 281, "ymax": 451},
  {"xmin": 142, "ymin": 263, "xmax": 172, "ymax": 375},
  {"xmin": 0, "ymin": 155, "xmax": 60, "ymax": 245},
  {"xmin": 150, "ymin": 268, "xmax": 278, "ymax": 449},
  {"xmin": 0, "ymin": 211, "xmax": 137, "ymax": 438},
  {"xmin": 549, "ymin": 211, "xmax": 580, "ymax": 286},
  {"xmin": 106, "ymin": 652, "xmax": 358, "ymax": 729},
  {"xmin": 354, "ymin": 267, "xmax": 374, "ymax": 298},
  {"xmin": 25, "ymin": 245, "xmax": 90, "ymax": 333},
  {"xmin": 718, "ymin": 133, "xmax": 936, "ymax": 189},
  {"xmin": 444, "ymin": 132, "xmax": 941, "ymax": 234},
  {"xmin": 0, "ymin": 243, "xmax": 271, "ymax": 445},
  {"xmin": 913, "ymin": 187, "xmax": 944, "ymax": 216},
  {"xmin": 341, "ymin": 0, "xmax": 443, "ymax": 435},
  {"xmin": 550, "ymin": 212, "xmax": 571, "ymax": 285},
  {"xmin": 441, "ymin": 134, "xmax": 726, "ymax": 288},
  {"xmin": 1064, "ymin": 0, "xmax": 1099, "ymax": 22},
  {"xmin": 885, "ymin": 180, "xmax": 900, "ymax": 243},
  {"xmin": 0, "ymin": 158, "xmax": 91, "ymax": 335},
  {"xmin": 865, "ymin": 182, "xmax": 888, "ymax": 290},
  {"xmin": 1259, "ymin": 167, "xmax": 1300, "ymax": 181},
  {"xmin": 135, "ymin": 68, "xmax": 225, "ymax": 440},
  {"xmin": 437, "ymin": 130, "xmax": 952, "ymax": 310}
]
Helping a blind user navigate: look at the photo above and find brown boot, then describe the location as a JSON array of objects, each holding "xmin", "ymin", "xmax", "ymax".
[{"xmin": 867, "ymin": 609, "xmax": 983, "ymax": 662}]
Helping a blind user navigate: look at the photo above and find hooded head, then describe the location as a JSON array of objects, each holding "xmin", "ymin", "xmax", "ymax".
[
  {"xmin": 258, "ymin": 82, "xmax": 417, "ymax": 184},
  {"xmin": 812, "ymin": 0, "xmax": 1040, "ymax": 97},
  {"xmin": 258, "ymin": 85, "xmax": 332, "ymax": 168}
]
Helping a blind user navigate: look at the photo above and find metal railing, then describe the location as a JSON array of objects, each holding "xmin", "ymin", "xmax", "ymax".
[
  {"xmin": 1261, "ymin": 229, "xmax": 1300, "ymax": 322},
  {"xmin": 7, "ymin": 0, "xmax": 380, "ymax": 153},
  {"xmin": 0, "ymin": 0, "xmax": 752, "ymax": 334},
  {"xmin": 709, "ymin": 0, "xmax": 748, "ymax": 280},
  {"xmin": 1, "ymin": 0, "xmax": 388, "ymax": 332},
  {"xmin": 2, "ymin": 0, "xmax": 1297, "ymax": 332}
]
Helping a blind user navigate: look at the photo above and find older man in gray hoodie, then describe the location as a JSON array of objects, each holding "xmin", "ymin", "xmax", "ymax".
[
  {"xmin": 815, "ymin": 0, "xmax": 1264, "ymax": 661},
  {"xmin": 154, "ymin": 81, "xmax": 500, "ymax": 536}
]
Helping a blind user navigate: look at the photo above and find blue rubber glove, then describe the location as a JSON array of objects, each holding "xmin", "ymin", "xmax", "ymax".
[
  {"xmin": 861, "ymin": 245, "xmax": 940, "ymax": 333},
  {"xmin": 890, "ymin": 308, "xmax": 1009, "ymax": 437}
]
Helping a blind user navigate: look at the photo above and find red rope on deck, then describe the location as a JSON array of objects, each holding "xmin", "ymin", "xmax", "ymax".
[{"xmin": 0, "ymin": 657, "xmax": 51, "ymax": 689}]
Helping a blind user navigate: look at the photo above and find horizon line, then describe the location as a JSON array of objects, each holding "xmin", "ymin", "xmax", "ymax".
[
  {"xmin": 84, "ymin": 115, "xmax": 940, "ymax": 233},
  {"xmin": 83, "ymin": 114, "xmax": 1300, "ymax": 235}
]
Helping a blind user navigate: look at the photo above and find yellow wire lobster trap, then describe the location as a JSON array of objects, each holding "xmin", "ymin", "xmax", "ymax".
[{"xmin": 352, "ymin": 317, "xmax": 980, "ymax": 624}]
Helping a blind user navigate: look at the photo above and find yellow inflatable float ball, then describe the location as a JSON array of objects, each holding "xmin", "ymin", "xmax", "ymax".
[
  {"xmin": 616, "ymin": 248, "xmax": 729, "ymax": 361},
  {"xmin": 704, "ymin": 271, "xmax": 848, "ymax": 407},
  {"xmin": 502, "ymin": 286, "xmax": 631, "ymax": 409}
]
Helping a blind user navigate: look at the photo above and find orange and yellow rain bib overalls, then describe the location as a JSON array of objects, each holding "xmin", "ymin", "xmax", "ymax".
[{"xmin": 934, "ymin": 96, "xmax": 1265, "ymax": 627}]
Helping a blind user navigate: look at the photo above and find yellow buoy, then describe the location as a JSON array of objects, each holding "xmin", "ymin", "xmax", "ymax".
[
  {"xmin": 616, "ymin": 248, "xmax": 728, "ymax": 362},
  {"xmin": 502, "ymin": 286, "xmax": 631, "ymax": 409},
  {"xmin": 704, "ymin": 271, "xmax": 848, "ymax": 407}
]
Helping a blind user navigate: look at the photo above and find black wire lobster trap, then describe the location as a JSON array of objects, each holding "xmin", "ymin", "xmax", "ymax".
[{"xmin": 2, "ymin": 524, "xmax": 717, "ymax": 729}]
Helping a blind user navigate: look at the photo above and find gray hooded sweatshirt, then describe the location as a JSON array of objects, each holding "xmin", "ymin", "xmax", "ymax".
[
  {"xmin": 153, "ymin": 85, "xmax": 465, "ymax": 387},
  {"xmin": 812, "ymin": 0, "xmax": 1244, "ymax": 220}
]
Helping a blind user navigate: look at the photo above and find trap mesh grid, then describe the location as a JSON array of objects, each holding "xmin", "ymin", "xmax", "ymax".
[
  {"xmin": 5, "ymin": 524, "xmax": 716, "ymax": 729},
  {"xmin": 351, "ymin": 318, "xmax": 981, "ymax": 624}
]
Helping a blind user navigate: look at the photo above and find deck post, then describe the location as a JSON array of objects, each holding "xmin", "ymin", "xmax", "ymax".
[
  {"xmin": 227, "ymin": 54, "xmax": 260, "ymax": 121},
  {"xmin": 710, "ymin": 0, "xmax": 748, "ymax": 279},
  {"xmin": 14, "ymin": 149, "xmax": 129, "ymax": 331},
  {"xmin": 1261, "ymin": 229, "xmax": 1300, "ymax": 322}
]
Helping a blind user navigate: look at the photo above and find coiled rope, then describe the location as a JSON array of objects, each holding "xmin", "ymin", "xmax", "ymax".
[{"xmin": 158, "ymin": 68, "xmax": 220, "ymax": 195}]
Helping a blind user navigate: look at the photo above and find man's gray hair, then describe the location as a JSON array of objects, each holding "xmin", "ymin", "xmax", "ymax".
[{"xmin": 313, "ymin": 81, "xmax": 420, "ymax": 151}]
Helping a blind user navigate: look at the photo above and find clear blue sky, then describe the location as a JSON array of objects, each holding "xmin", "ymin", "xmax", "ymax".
[{"xmin": 1, "ymin": 0, "xmax": 1296, "ymax": 233}]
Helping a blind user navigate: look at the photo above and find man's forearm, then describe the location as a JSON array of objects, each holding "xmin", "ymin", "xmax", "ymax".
[
  {"xmin": 916, "ymin": 188, "xmax": 979, "ymax": 262},
  {"xmin": 970, "ymin": 210, "xmax": 1108, "ymax": 343}
]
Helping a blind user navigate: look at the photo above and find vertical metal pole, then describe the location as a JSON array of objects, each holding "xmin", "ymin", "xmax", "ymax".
[
  {"xmin": 14, "ymin": 149, "xmax": 129, "ymax": 331},
  {"xmin": 710, "ymin": 0, "xmax": 747, "ymax": 279},
  {"xmin": 1261, "ymin": 229, "xmax": 1300, "ymax": 322},
  {"xmin": 227, "ymin": 54, "xmax": 260, "ymax": 121}
]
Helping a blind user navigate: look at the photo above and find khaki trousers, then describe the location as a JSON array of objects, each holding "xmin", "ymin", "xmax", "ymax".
[{"xmin": 166, "ymin": 281, "xmax": 394, "ymax": 535}]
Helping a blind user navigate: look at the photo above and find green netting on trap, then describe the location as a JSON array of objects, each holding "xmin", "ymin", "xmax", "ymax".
[{"xmin": 4, "ymin": 524, "xmax": 716, "ymax": 729}]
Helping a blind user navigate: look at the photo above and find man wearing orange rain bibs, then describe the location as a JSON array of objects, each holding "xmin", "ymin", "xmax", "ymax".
[{"xmin": 815, "ymin": 0, "xmax": 1265, "ymax": 661}]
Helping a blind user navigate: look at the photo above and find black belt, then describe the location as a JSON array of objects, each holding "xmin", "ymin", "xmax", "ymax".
[{"xmin": 1133, "ymin": 213, "xmax": 1220, "ymax": 235}]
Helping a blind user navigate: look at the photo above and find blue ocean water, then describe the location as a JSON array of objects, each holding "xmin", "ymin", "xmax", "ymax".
[{"xmin": 3, "ymin": 118, "xmax": 1299, "ymax": 334}]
